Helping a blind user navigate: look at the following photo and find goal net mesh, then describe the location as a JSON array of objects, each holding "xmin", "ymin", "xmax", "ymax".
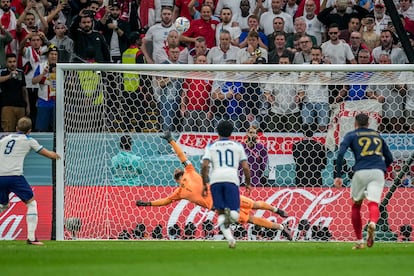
[{"xmin": 58, "ymin": 64, "xmax": 414, "ymax": 241}]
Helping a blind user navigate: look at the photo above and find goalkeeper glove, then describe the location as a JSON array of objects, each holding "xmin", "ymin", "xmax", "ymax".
[
  {"xmin": 160, "ymin": 131, "xmax": 173, "ymax": 142},
  {"xmin": 136, "ymin": 200, "xmax": 151, "ymax": 207},
  {"xmin": 275, "ymin": 208, "xmax": 288, "ymax": 218}
]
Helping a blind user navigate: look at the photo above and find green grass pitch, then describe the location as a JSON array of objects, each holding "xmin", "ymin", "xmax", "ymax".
[{"xmin": 1, "ymin": 241, "xmax": 413, "ymax": 276}]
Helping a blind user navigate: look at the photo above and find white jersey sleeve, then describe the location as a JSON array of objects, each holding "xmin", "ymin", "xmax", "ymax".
[
  {"xmin": 0, "ymin": 133, "xmax": 43, "ymax": 176},
  {"xmin": 202, "ymin": 139, "xmax": 247, "ymax": 186}
]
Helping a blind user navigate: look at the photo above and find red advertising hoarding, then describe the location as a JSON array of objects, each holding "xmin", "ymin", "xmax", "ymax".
[{"xmin": 4, "ymin": 186, "xmax": 412, "ymax": 241}]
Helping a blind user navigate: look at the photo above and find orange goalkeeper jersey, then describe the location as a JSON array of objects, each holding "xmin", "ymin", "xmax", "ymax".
[
  {"xmin": 166, "ymin": 164, "xmax": 254, "ymax": 224},
  {"xmin": 167, "ymin": 163, "xmax": 213, "ymax": 210}
]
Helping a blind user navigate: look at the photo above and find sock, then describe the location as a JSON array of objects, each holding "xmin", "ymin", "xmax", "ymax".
[
  {"xmin": 229, "ymin": 210, "xmax": 239, "ymax": 223},
  {"xmin": 220, "ymin": 224, "xmax": 234, "ymax": 242},
  {"xmin": 217, "ymin": 214, "xmax": 225, "ymax": 228},
  {"xmin": 367, "ymin": 201, "xmax": 380, "ymax": 224},
  {"xmin": 26, "ymin": 200, "xmax": 38, "ymax": 241},
  {"xmin": 253, "ymin": 201, "xmax": 275, "ymax": 212},
  {"xmin": 351, "ymin": 203, "xmax": 362, "ymax": 240}
]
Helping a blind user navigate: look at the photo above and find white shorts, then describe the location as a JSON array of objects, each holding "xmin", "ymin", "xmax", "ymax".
[{"xmin": 351, "ymin": 169, "xmax": 385, "ymax": 203}]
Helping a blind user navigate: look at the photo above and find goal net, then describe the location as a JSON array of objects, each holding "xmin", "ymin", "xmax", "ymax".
[{"xmin": 56, "ymin": 64, "xmax": 414, "ymax": 242}]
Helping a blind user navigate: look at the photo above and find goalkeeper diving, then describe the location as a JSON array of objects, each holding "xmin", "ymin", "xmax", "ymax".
[{"xmin": 136, "ymin": 131, "xmax": 292, "ymax": 240}]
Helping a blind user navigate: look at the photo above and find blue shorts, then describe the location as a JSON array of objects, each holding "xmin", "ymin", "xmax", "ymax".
[
  {"xmin": 0, "ymin": 176, "xmax": 34, "ymax": 205},
  {"xmin": 210, "ymin": 182, "xmax": 240, "ymax": 212}
]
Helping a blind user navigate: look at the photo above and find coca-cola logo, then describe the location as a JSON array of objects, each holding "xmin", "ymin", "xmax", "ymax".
[
  {"xmin": 166, "ymin": 188, "xmax": 343, "ymax": 240},
  {"xmin": 0, "ymin": 193, "xmax": 24, "ymax": 240}
]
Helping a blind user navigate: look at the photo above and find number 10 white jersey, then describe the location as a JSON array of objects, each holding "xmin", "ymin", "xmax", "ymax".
[{"xmin": 202, "ymin": 139, "xmax": 247, "ymax": 186}]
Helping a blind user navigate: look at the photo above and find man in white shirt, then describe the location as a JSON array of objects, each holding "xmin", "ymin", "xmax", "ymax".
[
  {"xmin": 201, "ymin": 120, "xmax": 251, "ymax": 249},
  {"xmin": 141, "ymin": 6, "xmax": 174, "ymax": 64},
  {"xmin": 260, "ymin": 0, "xmax": 294, "ymax": 35}
]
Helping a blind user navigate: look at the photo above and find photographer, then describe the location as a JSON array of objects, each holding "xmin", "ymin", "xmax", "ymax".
[
  {"xmin": 69, "ymin": 13, "xmax": 110, "ymax": 63},
  {"xmin": 101, "ymin": 2, "xmax": 130, "ymax": 63}
]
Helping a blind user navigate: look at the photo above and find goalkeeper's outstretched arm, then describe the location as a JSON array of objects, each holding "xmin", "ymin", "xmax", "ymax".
[{"xmin": 161, "ymin": 131, "xmax": 190, "ymax": 165}]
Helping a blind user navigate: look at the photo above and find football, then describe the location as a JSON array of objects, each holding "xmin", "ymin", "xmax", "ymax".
[{"xmin": 174, "ymin": 16, "xmax": 190, "ymax": 33}]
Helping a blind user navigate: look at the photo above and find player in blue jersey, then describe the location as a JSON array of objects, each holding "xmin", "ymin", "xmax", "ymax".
[
  {"xmin": 111, "ymin": 135, "xmax": 143, "ymax": 186},
  {"xmin": 334, "ymin": 113, "xmax": 393, "ymax": 249},
  {"xmin": 201, "ymin": 120, "xmax": 251, "ymax": 248},
  {"xmin": 0, "ymin": 117, "xmax": 60, "ymax": 245}
]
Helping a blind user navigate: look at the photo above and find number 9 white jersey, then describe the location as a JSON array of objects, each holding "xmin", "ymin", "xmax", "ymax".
[
  {"xmin": 202, "ymin": 139, "xmax": 247, "ymax": 186},
  {"xmin": 0, "ymin": 134, "xmax": 43, "ymax": 176}
]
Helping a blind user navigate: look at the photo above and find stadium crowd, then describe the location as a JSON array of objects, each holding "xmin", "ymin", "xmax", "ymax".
[{"xmin": 0, "ymin": 0, "xmax": 413, "ymax": 133}]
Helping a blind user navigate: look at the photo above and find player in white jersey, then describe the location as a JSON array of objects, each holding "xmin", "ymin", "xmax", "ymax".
[
  {"xmin": 0, "ymin": 117, "xmax": 60, "ymax": 245},
  {"xmin": 201, "ymin": 120, "xmax": 251, "ymax": 248}
]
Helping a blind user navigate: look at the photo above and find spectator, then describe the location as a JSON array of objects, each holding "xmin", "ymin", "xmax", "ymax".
[
  {"xmin": 211, "ymin": 63, "xmax": 248, "ymax": 132},
  {"xmin": 0, "ymin": 53, "xmax": 29, "ymax": 132},
  {"xmin": 286, "ymin": 17, "xmax": 317, "ymax": 51},
  {"xmin": 215, "ymin": 0, "xmax": 246, "ymax": 20},
  {"xmin": 344, "ymin": 49, "xmax": 372, "ymax": 102},
  {"xmin": 292, "ymin": 123, "xmax": 328, "ymax": 187},
  {"xmin": 31, "ymin": 45, "xmax": 58, "ymax": 132},
  {"xmin": 260, "ymin": 0, "xmax": 294, "ymax": 36},
  {"xmin": 121, "ymin": 32, "xmax": 149, "ymax": 132},
  {"xmin": 0, "ymin": 23, "xmax": 12, "ymax": 68},
  {"xmin": 361, "ymin": 14, "xmax": 380, "ymax": 51},
  {"xmin": 70, "ymin": 1, "xmax": 105, "ymax": 32},
  {"xmin": 181, "ymin": 55, "xmax": 212, "ymax": 132},
  {"xmin": 262, "ymin": 55, "xmax": 302, "ymax": 132},
  {"xmin": 70, "ymin": 13, "xmax": 110, "ymax": 63},
  {"xmin": 348, "ymin": 31, "xmax": 371, "ymax": 60},
  {"xmin": 366, "ymin": 54, "xmax": 406, "ymax": 133},
  {"xmin": 399, "ymin": 71, "xmax": 414, "ymax": 133},
  {"xmin": 101, "ymin": 2, "xmax": 130, "ymax": 63},
  {"xmin": 317, "ymin": 0, "xmax": 369, "ymax": 31},
  {"xmin": 236, "ymin": 30, "xmax": 268, "ymax": 64},
  {"xmin": 298, "ymin": 0, "xmax": 325, "ymax": 45},
  {"xmin": 242, "ymin": 125, "xmax": 269, "ymax": 187},
  {"xmin": 19, "ymin": 32, "xmax": 48, "ymax": 131},
  {"xmin": 297, "ymin": 47, "xmax": 331, "ymax": 132},
  {"xmin": 339, "ymin": 15, "xmax": 361, "ymax": 43},
  {"xmin": 283, "ymin": 0, "xmax": 298, "ymax": 17},
  {"xmin": 268, "ymin": 32, "xmax": 294, "ymax": 64},
  {"xmin": 141, "ymin": 6, "xmax": 174, "ymax": 64},
  {"xmin": 215, "ymin": 6, "xmax": 241, "ymax": 47},
  {"xmin": 173, "ymin": 0, "xmax": 202, "ymax": 21},
  {"xmin": 0, "ymin": 0, "xmax": 18, "ymax": 55},
  {"xmin": 371, "ymin": 29, "xmax": 408, "ymax": 64},
  {"xmin": 180, "ymin": 4, "xmax": 219, "ymax": 49},
  {"xmin": 370, "ymin": 0, "xmax": 391, "ymax": 35},
  {"xmin": 266, "ymin": 16, "xmax": 290, "ymax": 52},
  {"xmin": 207, "ymin": 29, "xmax": 239, "ymax": 64},
  {"xmin": 398, "ymin": 0, "xmax": 414, "ymax": 35},
  {"xmin": 239, "ymin": 14, "xmax": 268, "ymax": 50},
  {"xmin": 50, "ymin": 21, "xmax": 74, "ymax": 63},
  {"xmin": 293, "ymin": 35, "xmax": 313, "ymax": 64},
  {"xmin": 189, "ymin": 0, "xmax": 219, "ymax": 21},
  {"xmin": 321, "ymin": 23, "xmax": 356, "ymax": 64},
  {"xmin": 16, "ymin": 5, "xmax": 48, "ymax": 42},
  {"xmin": 153, "ymin": 29, "xmax": 189, "ymax": 64},
  {"xmin": 155, "ymin": 45, "xmax": 183, "ymax": 131},
  {"xmin": 233, "ymin": 0, "xmax": 252, "ymax": 31},
  {"xmin": 187, "ymin": 36, "xmax": 209, "ymax": 64}
]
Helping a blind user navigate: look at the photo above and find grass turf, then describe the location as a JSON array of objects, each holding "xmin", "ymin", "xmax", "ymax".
[{"xmin": 1, "ymin": 241, "xmax": 413, "ymax": 276}]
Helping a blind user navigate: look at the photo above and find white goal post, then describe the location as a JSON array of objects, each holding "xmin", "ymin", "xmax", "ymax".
[{"xmin": 56, "ymin": 63, "xmax": 414, "ymax": 241}]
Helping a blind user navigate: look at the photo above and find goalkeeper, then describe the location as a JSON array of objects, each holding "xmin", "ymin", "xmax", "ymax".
[{"xmin": 136, "ymin": 132, "xmax": 291, "ymax": 240}]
